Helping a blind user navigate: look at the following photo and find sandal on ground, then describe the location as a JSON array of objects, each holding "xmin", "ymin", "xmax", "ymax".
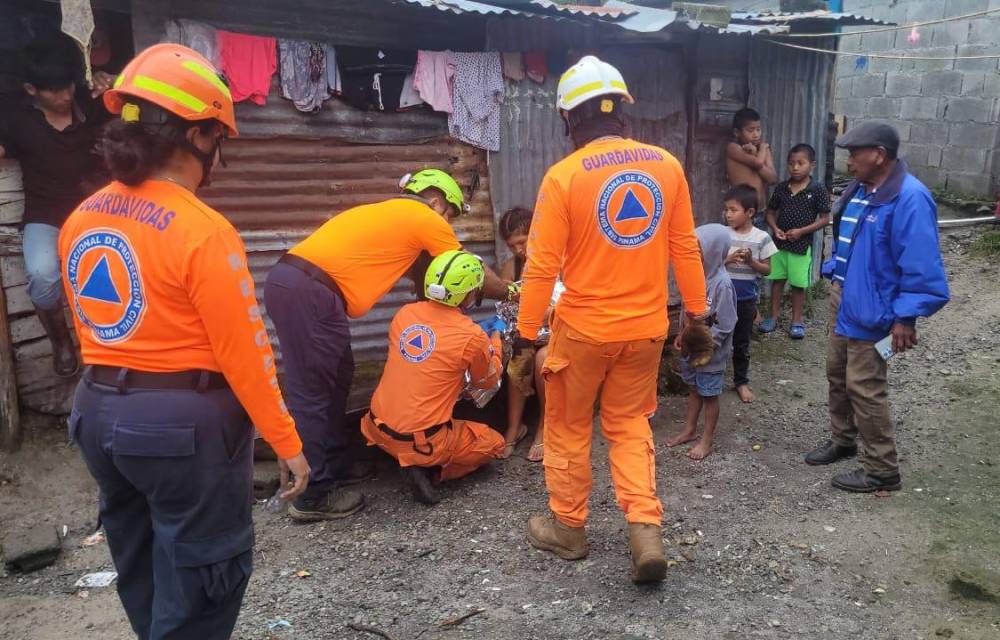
[
  {"xmin": 789, "ymin": 323, "xmax": 806, "ymax": 340},
  {"xmin": 500, "ymin": 424, "xmax": 529, "ymax": 459},
  {"xmin": 758, "ymin": 318, "xmax": 777, "ymax": 334},
  {"xmin": 527, "ymin": 442, "xmax": 544, "ymax": 462}
]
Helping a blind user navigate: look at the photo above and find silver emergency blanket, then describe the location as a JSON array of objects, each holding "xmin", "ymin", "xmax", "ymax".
[{"xmin": 461, "ymin": 280, "xmax": 564, "ymax": 408}]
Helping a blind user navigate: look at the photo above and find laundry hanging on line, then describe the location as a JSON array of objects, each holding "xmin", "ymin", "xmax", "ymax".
[
  {"xmin": 218, "ymin": 30, "xmax": 277, "ymax": 105},
  {"xmin": 279, "ymin": 39, "xmax": 330, "ymax": 113},
  {"xmin": 414, "ymin": 50, "xmax": 456, "ymax": 113},
  {"xmin": 449, "ymin": 52, "xmax": 504, "ymax": 152},
  {"xmin": 163, "ymin": 19, "xmax": 220, "ymax": 67}
]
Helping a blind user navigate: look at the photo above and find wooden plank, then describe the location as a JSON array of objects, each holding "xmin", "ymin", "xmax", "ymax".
[
  {"xmin": 5, "ymin": 283, "xmax": 31, "ymax": 316},
  {"xmin": 10, "ymin": 314, "xmax": 44, "ymax": 344},
  {"xmin": 1, "ymin": 256, "xmax": 27, "ymax": 288},
  {"xmin": 0, "ymin": 192, "xmax": 23, "ymax": 206},
  {"xmin": 0, "ymin": 199, "xmax": 25, "ymax": 225},
  {"xmin": 0, "ymin": 268, "xmax": 21, "ymax": 451},
  {"xmin": 0, "ymin": 225, "xmax": 22, "ymax": 256},
  {"xmin": 0, "ymin": 160, "xmax": 22, "ymax": 191},
  {"xmin": 12, "ymin": 338, "xmax": 76, "ymax": 415}
]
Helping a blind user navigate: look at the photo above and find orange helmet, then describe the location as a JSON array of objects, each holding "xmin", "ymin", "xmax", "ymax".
[{"xmin": 104, "ymin": 43, "xmax": 238, "ymax": 136}]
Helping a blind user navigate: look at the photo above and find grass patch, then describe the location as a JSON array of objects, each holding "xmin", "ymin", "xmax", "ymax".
[{"xmin": 970, "ymin": 230, "xmax": 1000, "ymax": 258}]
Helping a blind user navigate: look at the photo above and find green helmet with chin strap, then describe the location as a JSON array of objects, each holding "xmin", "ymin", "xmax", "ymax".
[
  {"xmin": 400, "ymin": 169, "xmax": 468, "ymax": 214},
  {"xmin": 424, "ymin": 250, "xmax": 484, "ymax": 307}
]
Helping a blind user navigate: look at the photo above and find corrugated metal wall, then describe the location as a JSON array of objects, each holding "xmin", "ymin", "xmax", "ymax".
[
  {"xmin": 133, "ymin": 0, "xmax": 489, "ymax": 51},
  {"xmin": 686, "ymin": 34, "xmax": 750, "ymax": 226},
  {"xmin": 199, "ymin": 89, "xmax": 496, "ymax": 411},
  {"xmin": 489, "ymin": 46, "xmax": 688, "ymax": 263},
  {"xmin": 489, "ymin": 76, "xmax": 570, "ymax": 261},
  {"xmin": 748, "ymin": 37, "xmax": 836, "ymax": 189},
  {"xmin": 748, "ymin": 36, "xmax": 836, "ymax": 277}
]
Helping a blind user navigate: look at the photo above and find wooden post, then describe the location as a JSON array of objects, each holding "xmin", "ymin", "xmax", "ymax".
[
  {"xmin": 0, "ymin": 271, "xmax": 21, "ymax": 452},
  {"xmin": 0, "ymin": 159, "xmax": 23, "ymax": 450}
]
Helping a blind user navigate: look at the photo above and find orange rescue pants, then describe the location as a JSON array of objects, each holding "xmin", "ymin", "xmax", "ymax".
[
  {"xmin": 361, "ymin": 414, "xmax": 505, "ymax": 482},
  {"xmin": 542, "ymin": 316, "xmax": 666, "ymax": 528}
]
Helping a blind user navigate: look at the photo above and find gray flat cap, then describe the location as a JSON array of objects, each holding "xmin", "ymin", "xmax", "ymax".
[{"xmin": 835, "ymin": 121, "xmax": 900, "ymax": 152}]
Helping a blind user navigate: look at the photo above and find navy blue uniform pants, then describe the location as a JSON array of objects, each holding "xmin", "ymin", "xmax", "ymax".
[
  {"xmin": 264, "ymin": 262, "xmax": 355, "ymax": 501},
  {"xmin": 71, "ymin": 376, "xmax": 255, "ymax": 640}
]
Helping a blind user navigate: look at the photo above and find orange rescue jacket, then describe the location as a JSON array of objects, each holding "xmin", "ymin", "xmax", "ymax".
[
  {"xmin": 370, "ymin": 302, "xmax": 501, "ymax": 431},
  {"xmin": 59, "ymin": 180, "xmax": 302, "ymax": 459},
  {"xmin": 518, "ymin": 138, "xmax": 707, "ymax": 342}
]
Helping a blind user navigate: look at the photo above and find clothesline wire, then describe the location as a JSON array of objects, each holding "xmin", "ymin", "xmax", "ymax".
[
  {"xmin": 760, "ymin": 38, "xmax": 1000, "ymax": 61},
  {"xmin": 770, "ymin": 6, "xmax": 1000, "ymax": 38}
]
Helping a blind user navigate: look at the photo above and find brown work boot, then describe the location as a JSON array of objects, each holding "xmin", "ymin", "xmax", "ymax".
[
  {"xmin": 627, "ymin": 523, "xmax": 668, "ymax": 583},
  {"xmin": 526, "ymin": 513, "xmax": 588, "ymax": 560},
  {"xmin": 288, "ymin": 487, "xmax": 364, "ymax": 522}
]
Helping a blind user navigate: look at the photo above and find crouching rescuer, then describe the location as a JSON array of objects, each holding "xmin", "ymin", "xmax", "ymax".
[
  {"xmin": 516, "ymin": 56, "xmax": 709, "ymax": 583},
  {"xmin": 361, "ymin": 250, "xmax": 506, "ymax": 505}
]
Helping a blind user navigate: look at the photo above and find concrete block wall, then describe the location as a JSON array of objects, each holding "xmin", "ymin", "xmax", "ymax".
[{"xmin": 833, "ymin": 0, "xmax": 1000, "ymax": 197}]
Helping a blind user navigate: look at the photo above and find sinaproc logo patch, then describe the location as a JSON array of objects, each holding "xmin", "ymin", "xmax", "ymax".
[
  {"xmin": 65, "ymin": 228, "xmax": 147, "ymax": 344},
  {"xmin": 399, "ymin": 324, "xmax": 436, "ymax": 363},
  {"xmin": 596, "ymin": 170, "xmax": 664, "ymax": 248}
]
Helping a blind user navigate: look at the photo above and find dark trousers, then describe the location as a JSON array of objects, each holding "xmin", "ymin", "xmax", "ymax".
[
  {"xmin": 733, "ymin": 298, "xmax": 757, "ymax": 387},
  {"xmin": 71, "ymin": 377, "xmax": 254, "ymax": 640},
  {"xmin": 264, "ymin": 262, "xmax": 355, "ymax": 500}
]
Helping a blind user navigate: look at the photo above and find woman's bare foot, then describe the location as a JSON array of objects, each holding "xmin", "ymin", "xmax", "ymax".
[
  {"xmin": 527, "ymin": 442, "xmax": 544, "ymax": 462},
  {"xmin": 736, "ymin": 384, "xmax": 755, "ymax": 403},
  {"xmin": 687, "ymin": 440, "xmax": 713, "ymax": 460},
  {"xmin": 499, "ymin": 424, "xmax": 529, "ymax": 459},
  {"xmin": 666, "ymin": 430, "xmax": 698, "ymax": 448}
]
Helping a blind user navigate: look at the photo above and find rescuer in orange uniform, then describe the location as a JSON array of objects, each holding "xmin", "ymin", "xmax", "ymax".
[
  {"xmin": 265, "ymin": 171, "xmax": 514, "ymax": 521},
  {"xmin": 360, "ymin": 250, "xmax": 506, "ymax": 505},
  {"xmin": 516, "ymin": 56, "xmax": 709, "ymax": 583},
  {"xmin": 58, "ymin": 45, "xmax": 308, "ymax": 639}
]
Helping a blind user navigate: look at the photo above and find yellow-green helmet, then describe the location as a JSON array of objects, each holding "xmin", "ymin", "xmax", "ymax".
[
  {"xmin": 401, "ymin": 169, "xmax": 468, "ymax": 214},
  {"xmin": 424, "ymin": 250, "xmax": 484, "ymax": 307}
]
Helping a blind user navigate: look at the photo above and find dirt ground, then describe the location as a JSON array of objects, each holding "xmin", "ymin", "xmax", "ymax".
[{"xmin": 1, "ymin": 228, "xmax": 998, "ymax": 640}]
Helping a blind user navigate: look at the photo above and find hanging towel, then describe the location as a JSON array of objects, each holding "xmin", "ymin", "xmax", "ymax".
[
  {"xmin": 398, "ymin": 72, "xmax": 425, "ymax": 110},
  {"xmin": 325, "ymin": 45, "xmax": 342, "ymax": 94},
  {"xmin": 449, "ymin": 52, "xmax": 504, "ymax": 152},
  {"xmin": 501, "ymin": 52, "xmax": 525, "ymax": 82},
  {"xmin": 60, "ymin": 0, "xmax": 94, "ymax": 83},
  {"xmin": 523, "ymin": 51, "xmax": 547, "ymax": 84},
  {"xmin": 163, "ymin": 19, "xmax": 219, "ymax": 67},
  {"xmin": 217, "ymin": 30, "xmax": 277, "ymax": 105},
  {"xmin": 413, "ymin": 50, "xmax": 455, "ymax": 113},
  {"xmin": 279, "ymin": 39, "xmax": 329, "ymax": 112}
]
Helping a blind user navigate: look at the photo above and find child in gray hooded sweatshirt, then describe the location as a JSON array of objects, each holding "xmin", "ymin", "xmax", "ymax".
[{"xmin": 667, "ymin": 224, "xmax": 738, "ymax": 460}]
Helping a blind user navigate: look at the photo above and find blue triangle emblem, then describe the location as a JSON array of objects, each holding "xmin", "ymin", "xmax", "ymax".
[
  {"xmin": 79, "ymin": 255, "xmax": 122, "ymax": 304},
  {"xmin": 407, "ymin": 334, "xmax": 424, "ymax": 349},
  {"xmin": 615, "ymin": 189, "xmax": 650, "ymax": 222}
]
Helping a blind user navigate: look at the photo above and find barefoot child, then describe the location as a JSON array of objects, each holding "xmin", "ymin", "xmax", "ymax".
[
  {"xmin": 725, "ymin": 108, "xmax": 778, "ymax": 216},
  {"xmin": 761, "ymin": 144, "xmax": 831, "ymax": 339},
  {"xmin": 724, "ymin": 185, "xmax": 776, "ymax": 403},
  {"xmin": 497, "ymin": 207, "xmax": 548, "ymax": 461},
  {"xmin": 667, "ymin": 224, "xmax": 737, "ymax": 460}
]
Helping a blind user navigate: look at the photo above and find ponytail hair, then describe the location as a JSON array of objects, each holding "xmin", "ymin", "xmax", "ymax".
[
  {"xmin": 498, "ymin": 206, "xmax": 533, "ymax": 241},
  {"xmin": 102, "ymin": 99, "xmax": 217, "ymax": 186}
]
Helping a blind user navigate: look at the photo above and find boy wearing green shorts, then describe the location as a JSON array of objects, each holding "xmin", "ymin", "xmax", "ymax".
[{"xmin": 761, "ymin": 144, "xmax": 830, "ymax": 339}]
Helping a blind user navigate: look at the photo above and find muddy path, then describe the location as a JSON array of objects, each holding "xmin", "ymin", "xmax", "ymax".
[{"xmin": 1, "ymin": 229, "xmax": 997, "ymax": 640}]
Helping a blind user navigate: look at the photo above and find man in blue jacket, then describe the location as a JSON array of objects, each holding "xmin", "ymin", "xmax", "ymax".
[{"xmin": 806, "ymin": 122, "xmax": 949, "ymax": 493}]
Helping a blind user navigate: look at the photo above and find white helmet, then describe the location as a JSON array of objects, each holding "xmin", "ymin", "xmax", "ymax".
[{"xmin": 556, "ymin": 55, "xmax": 635, "ymax": 112}]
